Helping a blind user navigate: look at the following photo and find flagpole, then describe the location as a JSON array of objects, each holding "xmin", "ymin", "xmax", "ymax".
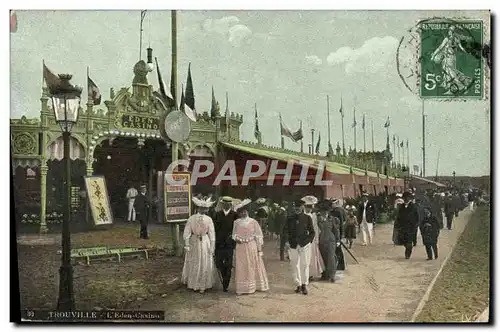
[
  {"xmin": 422, "ymin": 99, "xmax": 426, "ymax": 177},
  {"xmin": 407, "ymin": 140, "xmax": 410, "ymax": 170},
  {"xmin": 363, "ymin": 114, "xmax": 366, "ymax": 153},
  {"xmin": 327, "ymin": 95, "xmax": 331, "ymax": 155},
  {"xmin": 371, "ymin": 120, "xmax": 374, "ymax": 151},
  {"xmin": 392, "ymin": 135, "xmax": 396, "ymax": 166},
  {"xmin": 279, "ymin": 113, "xmax": 284, "ymax": 149},
  {"xmin": 340, "ymin": 96, "xmax": 346, "ymax": 156},
  {"xmin": 353, "ymin": 105, "xmax": 357, "ymax": 151},
  {"xmin": 397, "ymin": 136, "xmax": 401, "ymax": 165},
  {"xmin": 87, "ymin": 66, "xmax": 90, "ymax": 103}
]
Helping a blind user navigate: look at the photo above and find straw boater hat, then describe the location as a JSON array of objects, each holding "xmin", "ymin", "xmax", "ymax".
[
  {"xmin": 192, "ymin": 196, "xmax": 215, "ymax": 208},
  {"xmin": 362, "ymin": 192, "xmax": 369, "ymax": 197},
  {"xmin": 221, "ymin": 196, "xmax": 233, "ymax": 203},
  {"xmin": 301, "ymin": 195, "xmax": 318, "ymax": 206},
  {"xmin": 234, "ymin": 198, "xmax": 252, "ymax": 212}
]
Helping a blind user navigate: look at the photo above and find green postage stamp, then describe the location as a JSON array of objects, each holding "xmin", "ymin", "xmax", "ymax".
[{"xmin": 419, "ymin": 19, "xmax": 484, "ymax": 99}]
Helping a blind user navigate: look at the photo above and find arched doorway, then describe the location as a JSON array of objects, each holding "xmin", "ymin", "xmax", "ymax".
[{"xmin": 92, "ymin": 136, "xmax": 172, "ymax": 222}]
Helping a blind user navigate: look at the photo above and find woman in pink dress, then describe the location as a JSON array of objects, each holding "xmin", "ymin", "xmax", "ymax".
[{"xmin": 232, "ymin": 199, "xmax": 270, "ymax": 295}]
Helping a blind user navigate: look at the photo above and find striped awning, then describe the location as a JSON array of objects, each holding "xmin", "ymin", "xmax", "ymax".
[{"xmin": 222, "ymin": 142, "xmax": 380, "ymax": 177}]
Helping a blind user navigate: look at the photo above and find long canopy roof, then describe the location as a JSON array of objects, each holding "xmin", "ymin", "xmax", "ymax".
[{"xmin": 222, "ymin": 142, "xmax": 396, "ymax": 179}]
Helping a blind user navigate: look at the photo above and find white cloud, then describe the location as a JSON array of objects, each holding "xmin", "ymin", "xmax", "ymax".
[
  {"xmin": 327, "ymin": 36, "xmax": 399, "ymax": 75},
  {"xmin": 202, "ymin": 16, "xmax": 252, "ymax": 47},
  {"xmin": 228, "ymin": 24, "xmax": 252, "ymax": 47},
  {"xmin": 305, "ymin": 55, "xmax": 322, "ymax": 66}
]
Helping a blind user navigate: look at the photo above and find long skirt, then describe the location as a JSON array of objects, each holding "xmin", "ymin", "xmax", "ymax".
[
  {"xmin": 234, "ymin": 240, "xmax": 269, "ymax": 294},
  {"xmin": 344, "ymin": 224, "xmax": 357, "ymax": 239},
  {"xmin": 319, "ymin": 242, "xmax": 337, "ymax": 280},
  {"xmin": 335, "ymin": 246, "xmax": 346, "ymax": 271},
  {"xmin": 309, "ymin": 241, "xmax": 325, "ymax": 278},
  {"xmin": 181, "ymin": 235, "xmax": 214, "ymax": 292}
]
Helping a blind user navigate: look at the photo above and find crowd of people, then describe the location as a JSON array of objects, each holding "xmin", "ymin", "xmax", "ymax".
[{"xmin": 179, "ymin": 186, "xmax": 487, "ymax": 295}]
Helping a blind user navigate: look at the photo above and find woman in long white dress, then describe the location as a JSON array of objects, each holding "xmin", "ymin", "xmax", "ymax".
[
  {"xmin": 232, "ymin": 199, "xmax": 270, "ymax": 295},
  {"xmin": 181, "ymin": 196, "xmax": 216, "ymax": 293}
]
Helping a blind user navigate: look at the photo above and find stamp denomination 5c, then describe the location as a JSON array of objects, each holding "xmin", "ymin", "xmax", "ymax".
[{"xmin": 420, "ymin": 19, "xmax": 483, "ymax": 99}]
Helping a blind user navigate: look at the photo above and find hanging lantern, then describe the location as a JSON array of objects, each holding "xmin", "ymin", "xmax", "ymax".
[{"xmin": 146, "ymin": 47, "xmax": 154, "ymax": 72}]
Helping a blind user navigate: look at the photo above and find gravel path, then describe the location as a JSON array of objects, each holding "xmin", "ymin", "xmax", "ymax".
[{"xmin": 137, "ymin": 210, "xmax": 472, "ymax": 322}]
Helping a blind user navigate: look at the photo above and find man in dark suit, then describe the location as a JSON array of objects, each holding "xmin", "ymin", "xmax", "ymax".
[
  {"xmin": 213, "ymin": 196, "xmax": 238, "ymax": 292},
  {"xmin": 284, "ymin": 198, "xmax": 316, "ymax": 295},
  {"xmin": 444, "ymin": 193, "xmax": 455, "ymax": 230},
  {"xmin": 135, "ymin": 184, "xmax": 151, "ymax": 239},
  {"xmin": 395, "ymin": 191, "xmax": 420, "ymax": 259},
  {"xmin": 356, "ymin": 192, "xmax": 377, "ymax": 246}
]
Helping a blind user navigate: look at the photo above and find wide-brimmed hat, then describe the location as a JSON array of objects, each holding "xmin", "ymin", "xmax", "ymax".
[
  {"xmin": 221, "ymin": 196, "xmax": 233, "ymax": 203},
  {"xmin": 301, "ymin": 195, "xmax": 318, "ymax": 206},
  {"xmin": 192, "ymin": 196, "xmax": 215, "ymax": 208},
  {"xmin": 234, "ymin": 198, "xmax": 252, "ymax": 211}
]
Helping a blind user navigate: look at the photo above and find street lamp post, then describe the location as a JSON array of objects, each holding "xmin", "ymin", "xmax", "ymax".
[{"xmin": 50, "ymin": 74, "xmax": 82, "ymax": 311}]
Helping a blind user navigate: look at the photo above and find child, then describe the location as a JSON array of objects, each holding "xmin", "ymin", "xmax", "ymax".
[
  {"xmin": 420, "ymin": 207, "xmax": 440, "ymax": 260},
  {"xmin": 344, "ymin": 206, "xmax": 358, "ymax": 249}
]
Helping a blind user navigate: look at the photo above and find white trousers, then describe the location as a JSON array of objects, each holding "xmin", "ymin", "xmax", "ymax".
[
  {"xmin": 360, "ymin": 221, "xmax": 373, "ymax": 244},
  {"xmin": 128, "ymin": 199, "xmax": 136, "ymax": 221},
  {"xmin": 288, "ymin": 243, "xmax": 311, "ymax": 286},
  {"xmin": 470, "ymin": 201, "xmax": 474, "ymax": 210}
]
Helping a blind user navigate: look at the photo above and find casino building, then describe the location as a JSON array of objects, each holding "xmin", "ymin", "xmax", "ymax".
[{"xmin": 11, "ymin": 59, "xmax": 404, "ymax": 233}]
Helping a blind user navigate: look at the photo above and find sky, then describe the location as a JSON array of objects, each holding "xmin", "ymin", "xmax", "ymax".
[{"xmin": 10, "ymin": 10, "xmax": 490, "ymax": 176}]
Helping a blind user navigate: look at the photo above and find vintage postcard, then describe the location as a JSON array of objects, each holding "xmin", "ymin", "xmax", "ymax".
[{"xmin": 11, "ymin": 9, "xmax": 490, "ymax": 323}]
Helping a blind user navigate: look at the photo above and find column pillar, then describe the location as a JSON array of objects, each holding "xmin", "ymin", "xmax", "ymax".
[
  {"xmin": 39, "ymin": 163, "xmax": 48, "ymax": 234},
  {"xmin": 85, "ymin": 167, "xmax": 93, "ymax": 224}
]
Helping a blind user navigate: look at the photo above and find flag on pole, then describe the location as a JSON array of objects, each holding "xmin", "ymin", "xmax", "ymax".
[
  {"xmin": 42, "ymin": 61, "xmax": 61, "ymax": 93},
  {"xmin": 400, "ymin": 140, "xmax": 404, "ymax": 148},
  {"xmin": 10, "ymin": 10, "xmax": 17, "ymax": 33},
  {"xmin": 154, "ymin": 57, "xmax": 174, "ymax": 104},
  {"xmin": 384, "ymin": 116, "xmax": 391, "ymax": 128},
  {"xmin": 184, "ymin": 63, "xmax": 198, "ymax": 122},
  {"xmin": 362, "ymin": 113, "xmax": 365, "ymax": 130},
  {"xmin": 254, "ymin": 104, "xmax": 262, "ymax": 141},
  {"xmin": 210, "ymin": 86, "xmax": 218, "ymax": 119},
  {"xmin": 315, "ymin": 132, "xmax": 321, "ymax": 154},
  {"xmin": 339, "ymin": 97, "xmax": 344, "ymax": 116},
  {"xmin": 292, "ymin": 121, "xmax": 304, "ymax": 141},
  {"xmin": 280, "ymin": 115, "xmax": 302, "ymax": 142},
  {"xmin": 179, "ymin": 84, "xmax": 185, "ymax": 112},
  {"xmin": 87, "ymin": 74, "xmax": 101, "ymax": 105}
]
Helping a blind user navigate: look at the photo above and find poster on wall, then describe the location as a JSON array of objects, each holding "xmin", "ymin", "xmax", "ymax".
[
  {"xmin": 84, "ymin": 175, "xmax": 113, "ymax": 225},
  {"xmin": 164, "ymin": 172, "xmax": 192, "ymax": 223}
]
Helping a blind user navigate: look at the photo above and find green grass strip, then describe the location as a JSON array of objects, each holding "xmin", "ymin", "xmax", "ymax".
[{"xmin": 416, "ymin": 206, "xmax": 491, "ymax": 322}]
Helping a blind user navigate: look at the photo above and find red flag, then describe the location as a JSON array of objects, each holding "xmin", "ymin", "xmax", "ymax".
[{"xmin": 10, "ymin": 10, "xmax": 17, "ymax": 33}]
